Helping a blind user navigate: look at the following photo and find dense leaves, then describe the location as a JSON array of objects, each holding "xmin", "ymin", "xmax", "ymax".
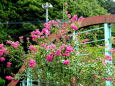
[{"xmin": 0, "ymin": 0, "xmax": 111, "ymax": 43}]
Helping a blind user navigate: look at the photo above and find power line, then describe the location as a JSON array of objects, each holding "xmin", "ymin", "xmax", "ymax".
[{"xmin": 0, "ymin": 20, "xmax": 45, "ymax": 25}]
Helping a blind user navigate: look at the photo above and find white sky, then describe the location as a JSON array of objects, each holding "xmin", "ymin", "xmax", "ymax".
[{"xmin": 113, "ymin": 0, "xmax": 115, "ymax": 2}]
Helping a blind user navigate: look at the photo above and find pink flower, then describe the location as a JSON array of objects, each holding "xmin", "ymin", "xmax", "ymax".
[
  {"xmin": 63, "ymin": 35, "xmax": 69, "ymax": 39},
  {"xmin": 40, "ymin": 43, "xmax": 47, "ymax": 48},
  {"xmin": 5, "ymin": 76, "xmax": 13, "ymax": 80},
  {"xmin": 28, "ymin": 45, "xmax": 37, "ymax": 51},
  {"xmin": 66, "ymin": 46, "xmax": 74, "ymax": 53},
  {"xmin": 49, "ymin": 52, "xmax": 55, "ymax": 56},
  {"xmin": 19, "ymin": 36, "xmax": 23, "ymax": 40},
  {"xmin": 62, "ymin": 53, "xmax": 70, "ymax": 57},
  {"xmin": 55, "ymin": 49, "xmax": 61, "ymax": 55},
  {"xmin": 60, "ymin": 45, "xmax": 65, "ymax": 50},
  {"xmin": 109, "ymin": 48, "xmax": 115, "ymax": 54},
  {"xmin": 11, "ymin": 41, "xmax": 20, "ymax": 48},
  {"xmin": 29, "ymin": 59, "xmax": 36, "ymax": 68},
  {"xmin": 6, "ymin": 62, "xmax": 12, "ymax": 67},
  {"xmin": 0, "ymin": 44, "xmax": 4, "ymax": 48},
  {"xmin": 46, "ymin": 55, "xmax": 54, "ymax": 62},
  {"xmin": 71, "ymin": 15, "xmax": 78, "ymax": 22},
  {"xmin": 0, "ymin": 50, "xmax": 3, "ymax": 56},
  {"xmin": 42, "ymin": 28, "xmax": 50, "ymax": 35},
  {"xmin": 63, "ymin": 60, "xmax": 70, "ymax": 65},
  {"xmin": 105, "ymin": 78, "xmax": 112, "ymax": 81},
  {"xmin": 70, "ymin": 25, "xmax": 78, "ymax": 30},
  {"xmin": 113, "ymin": 81, "xmax": 115, "ymax": 83},
  {"xmin": 44, "ymin": 22, "xmax": 52, "ymax": 29},
  {"xmin": 68, "ymin": 14, "xmax": 71, "ymax": 19},
  {"xmin": 6, "ymin": 40, "xmax": 12, "ymax": 45},
  {"xmin": 105, "ymin": 55, "xmax": 112, "ymax": 61},
  {"xmin": 112, "ymin": 75, "xmax": 115, "ymax": 78},
  {"xmin": 0, "ymin": 57, "xmax": 5, "ymax": 62},
  {"xmin": 1, "ymin": 48, "xmax": 8, "ymax": 55},
  {"xmin": 26, "ymin": 37, "xmax": 30, "ymax": 41},
  {"xmin": 50, "ymin": 44, "xmax": 56, "ymax": 50}
]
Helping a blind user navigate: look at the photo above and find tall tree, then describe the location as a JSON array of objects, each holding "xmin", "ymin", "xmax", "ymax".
[{"xmin": 0, "ymin": 0, "xmax": 109, "ymax": 43}]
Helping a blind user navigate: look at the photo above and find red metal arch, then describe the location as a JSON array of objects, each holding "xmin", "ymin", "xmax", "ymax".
[{"xmin": 81, "ymin": 15, "xmax": 115, "ymax": 27}]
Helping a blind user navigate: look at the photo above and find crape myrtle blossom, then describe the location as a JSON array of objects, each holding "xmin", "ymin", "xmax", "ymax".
[
  {"xmin": 19, "ymin": 36, "xmax": 23, "ymax": 40},
  {"xmin": 0, "ymin": 44, "xmax": 4, "ymax": 48},
  {"xmin": 11, "ymin": 41, "xmax": 20, "ymax": 48},
  {"xmin": 6, "ymin": 40, "xmax": 12, "ymax": 45},
  {"xmin": 71, "ymin": 15, "xmax": 78, "ymax": 22},
  {"xmin": 46, "ymin": 55, "xmax": 54, "ymax": 62},
  {"xmin": 62, "ymin": 52, "xmax": 70, "ymax": 57},
  {"xmin": 6, "ymin": 62, "xmax": 12, "ymax": 67},
  {"xmin": 49, "ymin": 20, "xmax": 59, "ymax": 27},
  {"xmin": 0, "ymin": 45, "xmax": 8, "ymax": 56},
  {"xmin": 68, "ymin": 14, "xmax": 71, "ymax": 19},
  {"xmin": 28, "ymin": 45, "xmax": 37, "ymax": 51},
  {"xmin": 105, "ymin": 78, "xmax": 112, "ymax": 81},
  {"xmin": 109, "ymin": 48, "xmax": 115, "ymax": 54},
  {"xmin": 70, "ymin": 25, "xmax": 78, "ymax": 30},
  {"xmin": 55, "ymin": 49, "xmax": 61, "ymax": 55},
  {"xmin": 63, "ymin": 60, "xmax": 70, "ymax": 65},
  {"xmin": 0, "ymin": 57, "xmax": 5, "ymax": 62},
  {"xmin": 29, "ymin": 59, "xmax": 36, "ymax": 68},
  {"xmin": 105, "ymin": 55, "xmax": 112, "ymax": 61},
  {"xmin": 66, "ymin": 45, "xmax": 74, "ymax": 53},
  {"xmin": 5, "ymin": 76, "xmax": 13, "ymax": 80}
]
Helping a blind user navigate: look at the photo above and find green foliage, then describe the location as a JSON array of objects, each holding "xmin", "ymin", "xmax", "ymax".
[
  {"xmin": 0, "ymin": 78, "xmax": 5, "ymax": 86},
  {"xmin": 0, "ymin": 0, "xmax": 109, "ymax": 43}
]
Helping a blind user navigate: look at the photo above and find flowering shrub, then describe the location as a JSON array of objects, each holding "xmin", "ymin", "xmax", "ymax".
[
  {"xmin": 0, "ymin": 40, "xmax": 25, "ymax": 85},
  {"xmin": 22, "ymin": 14, "xmax": 115, "ymax": 86},
  {"xmin": 0, "ymin": 13, "xmax": 114, "ymax": 86}
]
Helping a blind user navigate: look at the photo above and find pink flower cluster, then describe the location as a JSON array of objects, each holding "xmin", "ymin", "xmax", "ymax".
[
  {"xmin": 46, "ymin": 55, "xmax": 54, "ymax": 62},
  {"xmin": 48, "ymin": 20, "xmax": 59, "ymax": 27},
  {"xmin": 11, "ymin": 41, "xmax": 20, "ymax": 48},
  {"xmin": 29, "ymin": 59, "xmax": 36, "ymax": 68},
  {"xmin": 6, "ymin": 62, "xmax": 12, "ymax": 67},
  {"xmin": 105, "ymin": 55, "xmax": 112, "ymax": 61},
  {"xmin": 0, "ymin": 57, "xmax": 5, "ymax": 62},
  {"xmin": 70, "ymin": 25, "xmax": 78, "ymax": 30},
  {"xmin": 109, "ymin": 48, "xmax": 115, "ymax": 54},
  {"xmin": 63, "ymin": 60, "xmax": 70, "ymax": 65},
  {"xmin": 28, "ymin": 45, "xmax": 37, "ymax": 51},
  {"xmin": 31, "ymin": 29, "xmax": 44, "ymax": 42},
  {"xmin": 71, "ymin": 15, "xmax": 78, "ymax": 22},
  {"xmin": 45, "ymin": 45, "xmax": 74, "ymax": 64},
  {"xmin": 0, "ymin": 44, "xmax": 8, "ymax": 56},
  {"xmin": 5, "ymin": 76, "xmax": 13, "ymax": 80},
  {"xmin": 6, "ymin": 41, "xmax": 20, "ymax": 48}
]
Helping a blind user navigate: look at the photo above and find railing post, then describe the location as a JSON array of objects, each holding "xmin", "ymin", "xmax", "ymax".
[
  {"xmin": 73, "ymin": 31, "xmax": 79, "ymax": 51},
  {"xmin": 104, "ymin": 23, "xmax": 112, "ymax": 86},
  {"xmin": 27, "ymin": 68, "xmax": 32, "ymax": 86}
]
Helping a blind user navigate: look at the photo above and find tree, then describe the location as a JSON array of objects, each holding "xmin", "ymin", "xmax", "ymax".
[{"xmin": 0, "ymin": 0, "xmax": 109, "ymax": 43}]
